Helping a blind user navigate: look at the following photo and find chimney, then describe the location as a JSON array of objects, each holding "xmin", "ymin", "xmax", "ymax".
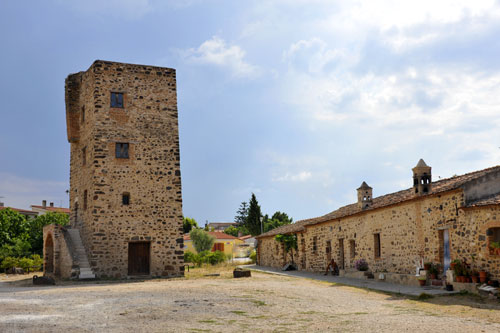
[
  {"xmin": 42, "ymin": 200, "xmax": 47, "ymax": 208},
  {"xmin": 50, "ymin": 202, "xmax": 54, "ymax": 207}
]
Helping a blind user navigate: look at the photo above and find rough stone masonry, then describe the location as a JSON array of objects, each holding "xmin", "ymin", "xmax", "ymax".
[{"xmin": 52, "ymin": 60, "xmax": 184, "ymax": 278}]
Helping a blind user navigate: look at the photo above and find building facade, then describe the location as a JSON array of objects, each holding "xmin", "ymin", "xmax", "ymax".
[
  {"xmin": 257, "ymin": 160, "xmax": 500, "ymax": 281},
  {"xmin": 43, "ymin": 60, "xmax": 184, "ymax": 279}
]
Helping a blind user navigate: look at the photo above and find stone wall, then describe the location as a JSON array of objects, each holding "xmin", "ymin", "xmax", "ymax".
[
  {"xmin": 66, "ymin": 60, "xmax": 184, "ymax": 278},
  {"xmin": 43, "ymin": 224, "xmax": 74, "ymax": 279},
  {"xmin": 258, "ymin": 189, "xmax": 500, "ymax": 280}
]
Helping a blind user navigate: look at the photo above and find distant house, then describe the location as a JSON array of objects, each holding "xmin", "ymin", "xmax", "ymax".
[
  {"xmin": 184, "ymin": 231, "xmax": 243, "ymax": 257},
  {"xmin": 31, "ymin": 200, "xmax": 70, "ymax": 216},
  {"xmin": 207, "ymin": 222, "xmax": 237, "ymax": 231},
  {"xmin": 0, "ymin": 202, "xmax": 38, "ymax": 220}
]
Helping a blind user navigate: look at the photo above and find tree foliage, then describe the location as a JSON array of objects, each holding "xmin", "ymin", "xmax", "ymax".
[
  {"xmin": 224, "ymin": 225, "xmax": 239, "ymax": 237},
  {"xmin": 234, "ymin": 201, "xmax": 249, "ymax": 226},
  {"xmin": 26, "ymin": 212, "xmax": 69, "ymax": 255},
  {"xmin": 264, "ymin": 211, "xmax": 293, "ymax": 233},
  {"xmin": 183, "ymin": 217, "xmax": 198, "ymax": 234},
  {"xmin": 0, "ymin": 208, "xmax": 29, "ymax": 246},
  {"xmin": 275, "ymin": 233, "xmax": 298, "ymax": 263},
  {"xmin": 189, "ymin": 228, "xmax": 215, "ymax": 253},
  {"xmin": 244, "ymin": 193, "xmax": 263, "ymax": 236}
]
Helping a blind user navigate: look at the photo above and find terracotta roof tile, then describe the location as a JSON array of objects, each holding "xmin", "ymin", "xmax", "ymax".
[
  {"xmin": 0, "ymin": 206, "xmax": 38, "ymax": 215},
  {"xmin": 31, "ymin": 205, "xmax": 70, "ymax": 214},
  {"xmin": 258, "ymin": 165, "xmax": 500, "ymax": 238}
]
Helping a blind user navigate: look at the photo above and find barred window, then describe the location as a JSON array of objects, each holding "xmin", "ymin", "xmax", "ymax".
[
  {"xmin": 115, "ymin": 143, "xmax": 129, "ymax": 159},
  {"xmin": 110, "ymin": 92, "xmax": 124, "ymax": 108}
]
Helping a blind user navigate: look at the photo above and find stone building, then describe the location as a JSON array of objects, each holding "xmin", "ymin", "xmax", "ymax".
[
  {"xmin": 43, "ymin": 60, "xmax": 184, "ymax": 279},
  {"xmin": 257, "ymin": 160, "xmax": 500, "ymax": 282}
]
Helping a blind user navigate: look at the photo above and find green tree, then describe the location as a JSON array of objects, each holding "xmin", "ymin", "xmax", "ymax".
[
  {"xmin": 264, "ymin": 211, "xmax": 293, "ymax": 233},
  {"xmin": 244, "ymin": 193, "xmax": 263, "ymax": 236},
  {"xmin": 234, "ymin": 201, "xmax": 249, "ymax": 226},
  {"xmin": 189, "ymin": 228, "xmax": 215, "ymax": 253},
  {"xmin": 26, "ymin": 212, "xmax": 69, "ymax": 255},
  {"xmin": 224, "ymin": 225, "xmax": 239, "ymax": 237},
  {"xmin": 183, "ymin": 217, "xmax": 198, "ymax": 234},
  {"xmin": 275, "ymin": 234, "xmax": 298, "ymax": 263},
  {"xmin": 0, "ymin": 208, "xmax": 28, "ymax": 246}
]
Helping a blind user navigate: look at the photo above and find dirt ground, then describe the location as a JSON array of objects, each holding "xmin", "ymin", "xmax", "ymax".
[{"xmin": 1, "ymin": 265, "xmax": 500, "ymax": 332}]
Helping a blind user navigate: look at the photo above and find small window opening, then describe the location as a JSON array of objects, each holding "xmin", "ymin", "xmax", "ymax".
[
  {"xmin": 115, "ymin": 143, "xmax": 129, "ymax": 159},
  {"xmin": 111, "ymin": 92, "xmax": 124, "ymax": 108},
  {"xmin": 423, "ymin": 187, "xmax": 429, "ymax": 193},
  {"xmin": 81, "ymin": 106, "xmax": 85, "ymax": 123},
  {"xmin": 313, "ymin": 236, "xmax": 317, "ymax": 254},
  {"xmin": 82, "ymin": 147, "xmax": 86, "ymax": 166},
  {"xmin": 122, "ymin": 193, "xmax": 130, "ymax": 205},
  {"xmin": 83, "ymin": 190, "xmax": 88, "ymax": 210},
  {"xmin": 374, "ymin": 233, "xmax": 381, "ymax": 258},
  {"xmin": 487, "ymin": 228, "xmax": 500, "ymax": 254}
]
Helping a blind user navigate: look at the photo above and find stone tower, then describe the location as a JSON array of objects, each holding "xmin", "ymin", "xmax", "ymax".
[
  {"xmin": 412, "ymin": 159, "xmax": 432, "ymax": 195},
  {"xmin": 357, "ymin": 181, "xmax": 372, "ymax": 209},
  {"xmin": 64, "ymin": 60, "xmax": 184, "ymax": 278}
]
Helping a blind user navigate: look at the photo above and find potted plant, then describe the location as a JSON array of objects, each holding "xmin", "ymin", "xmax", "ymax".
[
  {"xmin": 429, "ymin": 264, "xmax": 439, "ymax": 280},
  {"xmin": 470, "ymin": 270, "xmax": 479, "ymax": 283},
  {"xmin": 450, "ymin": 259, "xmax": 461, "ymax": 270},
  {"xmin": 453, "ymin": 260, "xmax": 463, "ymax": 282},
  {"xmin": 479, "ymin": 270, "xmax": 488, "ymax": 283},
  {"xmin": 418, "ymin": 276, "xmax": 427, "ymax": 287},
  {"xmin": 354, "ymin": 259, "xmax": 369, "ymax": 271},
  {"xmin": 424, "ymin": 262, "xmax": 432, "ymax": 271},
  {"xmin": 491, "ymin": 242, "xmax": 500, "ymax": 255}
]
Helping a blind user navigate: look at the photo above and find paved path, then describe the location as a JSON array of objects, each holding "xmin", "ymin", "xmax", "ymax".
[{"xmin": 245, "ymin": 265, "xmax": 459, "ymax": 296}]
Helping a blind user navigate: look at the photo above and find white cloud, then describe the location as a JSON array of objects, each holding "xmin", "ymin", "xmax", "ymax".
[
  {"xmin": 0, "ymin": 173, "xmax": 68, "ymax": 210},
  {"xmin": 181, "ymin": 36, "xmax": 261, "ymax": 78},
  {"xmin": 272, "ymin": 171, "xmax": 312, "ymax": 182}
]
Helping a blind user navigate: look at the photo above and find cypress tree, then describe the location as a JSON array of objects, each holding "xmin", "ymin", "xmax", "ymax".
[{"xmin": 245, "ymin": 193, "xmax": 263, "ymax": 236}]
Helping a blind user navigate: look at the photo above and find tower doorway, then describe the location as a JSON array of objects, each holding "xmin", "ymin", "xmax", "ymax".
[{"xmin": 128, "ymin": 242, "xmax": 150, "ymax": 275}]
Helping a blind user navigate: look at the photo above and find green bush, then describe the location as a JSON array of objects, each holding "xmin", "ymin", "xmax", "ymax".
[
  {"xmin": 18, "ymin": 257, "xmax": 34, "ymax": 271},
  {"xmin": 249, "ymin": 250, "xmax": 256, "ymax": 263},
  {"xmin": 184, "ymin": 251, "xmax": 196, "ymax": 263},
  {"xmin": 31, "ymin": 254, "xmax": 43, "ymax": 267},
  {"xmin": 1, "ymin": 257, "xmax": 19, "ymax": 270}
]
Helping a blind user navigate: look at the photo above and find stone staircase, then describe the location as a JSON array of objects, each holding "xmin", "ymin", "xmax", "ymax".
[{"xmin": 66, "ymin": 228, "xmax": 96, "ymax": 280}]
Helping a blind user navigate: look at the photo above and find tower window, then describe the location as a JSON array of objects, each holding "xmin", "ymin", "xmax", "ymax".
[
  {"xmin": 111, "ymin": 92, "xmax": 124, "ymax": 108},
  {"xmin": 83, "ymin": 190, "xmax": 88, "ymax": 210},
  {"xmin": 81, "ymin": 106, "xmax": 85, "ymax": 123},
  {"xmin": 122, "ymin": 193, "xmax": 130, "ymax": 205},
  {"xmin": 82, "ymin": 147, "xmax": 86, "ymax": 166},
  {"xmin": 374, "ymin": 233, "xmax": 381, "ymax": 258},
  {"xmin": 349, "ymin": 240, "xmax": 356, "ymax": 259},
  {"xmin": 312, "ymin": 236, "xmax": 317, "ymax": 254},
  {"xmin": 115, "ymin": 143, "xmax": 129, "ymax": 159}
]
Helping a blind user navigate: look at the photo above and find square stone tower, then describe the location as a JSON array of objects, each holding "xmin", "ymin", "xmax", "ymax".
[{"xmin": 64, "ymin": 60, "xmax": 184, "ymax": 278}]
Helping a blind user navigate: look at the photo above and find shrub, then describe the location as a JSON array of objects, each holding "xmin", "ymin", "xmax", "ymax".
[
  {"xmin": 184, "ymin": 251, "xmax": 196, "ymax": 263},
  {"xmin": 189, "ymin": 229, "xmax": 215, "ymax": 253},
  {"xmin": 1, "ymin": 257, "xmax": 19, "ymax": 270},
  {"xmin": 354, "ymin": 259, "xmax": 369, "ymax": 271},
  {"xmin": 18, "ymin": 257, "xmax": 34, "ymax": 271},
  {"xmin": 31, "ymin": 254, "xmax": 43, "ymax": 268},
  {"xmin": 249, "ymin": 250, "xmax": 256, "ymax": 263}
]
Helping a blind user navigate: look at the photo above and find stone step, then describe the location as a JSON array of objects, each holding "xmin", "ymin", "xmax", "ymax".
[{"xmin": 66, "ymin": 228, "xmax": 96, "ymax": 280}]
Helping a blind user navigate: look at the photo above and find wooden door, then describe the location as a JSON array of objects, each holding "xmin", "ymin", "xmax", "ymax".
[
  {"xmin": 128, "ymin": 242, "xmax": 150, "ymax": 275},
  {"xmin": 326, "ymin": 240, "xmax": 332, "ymax": 262},
  {"xmin": 338, "ymin": 239, "xmax": 344, "ymax": 270}
]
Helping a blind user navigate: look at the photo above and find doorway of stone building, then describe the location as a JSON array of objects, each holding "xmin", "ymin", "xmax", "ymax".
[
  {"xmin": 44, "ymin": 234, "xmax": 54, "ymax": 274},
  {"xmin": 128, "ymin": 242, "xmax": 150, "ymax": 275},
  {"xmin": 439, "ymin": 229, "xmax": 451, "ymax": 273},
  {"xmin": 338, "ymin": 238, "xmax": 345, "ymax": 269},
  {"xmin": 326, "ymin": 240, "xmax": 332, "ymax": 262},
  {"xmin": 301, "ymin": 238, "xmax": 306, "ymax": 269}
]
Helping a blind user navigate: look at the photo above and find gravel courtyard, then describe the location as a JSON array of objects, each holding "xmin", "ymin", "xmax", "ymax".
[{"xmin": 1, "ymin": 267, "xmax": 500, "ymax": 332}]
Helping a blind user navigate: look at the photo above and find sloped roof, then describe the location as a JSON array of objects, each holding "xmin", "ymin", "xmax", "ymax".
[
  {"xmin": 31, "ymin": 205, "xmax": 71, "ymax": 214},
  {"xmin": 257, "ymin": 165, "xmax": 500, "ymax": 238},
  {"xmin": 0, "ymin": 206, "xmax": 38, "ymax": 215},
  {"xmin": 466, "ymin": 193, "xmax": 500, "ymax": 207},
  {"xmin": 415, "ymin": 159, "xmax": 429, "ymax": 168},
  {"xmin": 184, "ymin": 231, "xmax": 238, "ymax": 241}
]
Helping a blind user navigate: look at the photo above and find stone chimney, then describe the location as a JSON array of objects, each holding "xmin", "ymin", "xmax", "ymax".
[
  {"xmin": 412, "ymin": 159, "xmax": 432, "ymax": 195},
  {"xmin": 50, "ymin": 202, "xmax": 54, "ymax": 207},
  {"xmin": 357, "ymin": 181, "xmax": 373, "ymax": 209},
  {"xmin": 42, "ymin": 200, "xmax": 47, "ymax": 208}
]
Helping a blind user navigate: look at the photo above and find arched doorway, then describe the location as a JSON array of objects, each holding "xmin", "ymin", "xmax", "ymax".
[{"xmin": 44, "ymin": 234, "xmax": 54, "ymax": 274}]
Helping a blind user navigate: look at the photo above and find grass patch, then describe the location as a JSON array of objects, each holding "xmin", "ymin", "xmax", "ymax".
[
  {"xmin": 198, "ymin": 319, "xmax": 217, "ymax": 324},
  {"xmin": 417, "ymin": 293, "xmax": 434, "ymax": 300},
  {"xmin": 230, "ymin": 310, "xmax": 247, "ymax": 316},
  {"xmin": 299, "ymin": 310, "xmax": 318, "ymax": 315},
  {"xmin": 251, "ymin": 300, "xmax": 266, "ymax": 307}
]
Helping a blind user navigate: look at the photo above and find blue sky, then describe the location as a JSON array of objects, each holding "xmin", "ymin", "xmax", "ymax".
[{"xmin": 0, "ymin": 0, "xmax": 499, "ymax": 224}]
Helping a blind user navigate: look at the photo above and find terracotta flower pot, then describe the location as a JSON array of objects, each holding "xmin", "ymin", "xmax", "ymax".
[
  {"xmin": 457, "ymin": 276, "xmax": 464, "ymax": 283},
  {"xmin": 424, "ymin": 263, "xmax": 431, "ymax": 270},
  {"xmin": 430, "ymin": 274, "xmax": 437, "ymax": 280},
  {"xmin": 471, "ymin": 276, "xmax": 479, "ymax": 283},
  {"xmin": 450, "ymin": 263, "xmax": 456, "ymax": 270},
  {"xmin": 479, "ymin": 271, "xmax": 487, "ymax": 283},
  {"xmin": 418, "ymin": 279, "xmax": 426, "ymax": 287},
  {"xmin": 496, "ymin": 248, "xmax": 500, "ymax": 255}
]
